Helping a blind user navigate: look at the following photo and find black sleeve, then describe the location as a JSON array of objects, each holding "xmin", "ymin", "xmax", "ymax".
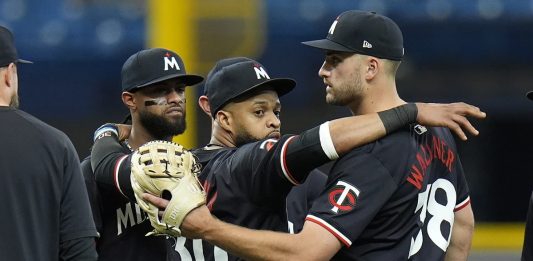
[
  {"xmin": 90, "ymin": 132, "xmax": 135, "ymax": 200},
  {"xmin": 59, "ymin": 237, "xmax": 98, "ymax": 261},
  {"xmin": 80, "ymin": 156, "xmax": 102, "ymax": 234},
  {"xmin": 283, "ymin": 126, "xmax": 332, "ymax": 182},
  {"xmin": 60, "ymin": 138, "xmax": 99, "ymax": 247},
  {"xmin": 230, "ymin": 126, "xmax": 334, "ymax": 208}
]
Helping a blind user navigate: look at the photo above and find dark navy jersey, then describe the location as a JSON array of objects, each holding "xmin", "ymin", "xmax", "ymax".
[
  {"xmin": 92, "ymin": 123, "xmax": 336, "ymax": 261},
  {"xmin": 0, "ymin": 107, "xmax": 98, "ymax": 260},
  {"xmin": 286, "ymin": 169, "xmax": 328, "ymax": 234},
  {"xmin": 168, "ymin": 134, "xmax": 329, "ymax": 261},
  {"xmin": 307, "ymin": 124, "xmax": 470, "ymax": 261},
  {"xmin": 89, "ymin": 136, "xmax": 166, "ymax": 260}
]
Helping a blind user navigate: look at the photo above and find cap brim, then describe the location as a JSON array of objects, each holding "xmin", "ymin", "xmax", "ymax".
[
  {"xmin": 16, "ymin": 59, "xmax": 33, "ymax": 64},
  {"xmin": 302, "ymin": 39, "xmax": 354, "ymax": 52},
  {"xmin": 133, "ymin": 74, "xmax": 204, "ymax": 90},
  {"xmin": 527, "ymin": 91, "xmax": 533, "ymax": 101}
]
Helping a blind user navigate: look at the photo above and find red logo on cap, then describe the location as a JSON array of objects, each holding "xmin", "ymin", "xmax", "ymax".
[{"xmin": 165, "ymin": 52, "xmax": 171, "ymax": 57}]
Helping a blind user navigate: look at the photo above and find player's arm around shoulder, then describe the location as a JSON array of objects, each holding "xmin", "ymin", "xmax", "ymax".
[
  {"xmin": 445, "ymin": 203, "xmax": 475, "ymax": 261},
  {"xmin": 184, "ymin": 206, "xmax": 341, "ymax": 260}
]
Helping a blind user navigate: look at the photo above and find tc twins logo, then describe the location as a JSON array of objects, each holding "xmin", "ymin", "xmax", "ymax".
[
  {"xmin": 328, "ymin": 180, "xmax": 360, "ymax": 213},
  {"xmin": 164, "ymin": 52, "xmax": 181, "ymax": 71}
]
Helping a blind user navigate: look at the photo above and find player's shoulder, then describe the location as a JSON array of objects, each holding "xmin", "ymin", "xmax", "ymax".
[
  {"xmin": 341, "ymin": 126, "xmax": 412, "ymax": 158},
  {"xmin": 336, "ymin": 126, "xmax": 422, "ymax": 172},
  {"xmin": 10, "ymin": 109, "xmax": 74, "ymax": 149},
  {"xmin": 192, "ymin": 147, "xmax": 235, "ymax": 165}
]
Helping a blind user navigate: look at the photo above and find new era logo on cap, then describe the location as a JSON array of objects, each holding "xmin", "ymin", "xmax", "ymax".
[{"xmin": 302, "ymin": 10, "xmax": 404, "ymax": 61}]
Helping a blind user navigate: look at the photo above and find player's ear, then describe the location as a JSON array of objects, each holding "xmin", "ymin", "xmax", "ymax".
[
  {"xmin": 365, "ymin": 57, "xmax": 379, "ymax": 80},
  {"xmin": 3, "ymin": 63, "xmax": 16, "ymax": 88},
  {"xmin": 198, "ymin": 95, "xmax": 211, "ymax": 117},
  {"xmin": 122, "ymin": 92, "xmax": 137, "ymax": 110},
  {"xmin": 215, "ymin": 109, "xmax": 233, "ymax": 133}
]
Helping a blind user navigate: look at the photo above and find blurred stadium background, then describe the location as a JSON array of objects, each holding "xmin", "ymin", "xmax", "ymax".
[{"xmin": 2, "ymin": 0, "xmax": 531, "ymax": 259}]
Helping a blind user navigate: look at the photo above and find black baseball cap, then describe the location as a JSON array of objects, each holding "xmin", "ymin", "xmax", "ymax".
[
  {"xmin": 0, "ymin": 26, "xmax": 32, "ymax": 67},
  {"xmin": 121, "ymin": 48, "xmax": 204, "ymax": 92},
  {"xmin": 527, "ymin": 91, "xmax": 533, "ymax": 101},
  {"xmin": 205, "ymin": 57, "xmax": 296, "ymax": 118},
  {"xmin": 302, "ymin": 10, "xmax": 404, "ymax": 61}
]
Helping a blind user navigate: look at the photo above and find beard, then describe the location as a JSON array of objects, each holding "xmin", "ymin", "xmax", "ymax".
[
  {"xmin": 138, "ymin": 109, "xmax": 186, "ymax": 140},
  {"xmin": 326, "ymin": 68, "xmax": 363, "ymax": 106},
  {"xmin": 234, "ymin": 128, "xmax": 261, "ymax": 147},
  {"xmin": 9, "ymin": 93, "xmax": 19, "ymax": 109}
]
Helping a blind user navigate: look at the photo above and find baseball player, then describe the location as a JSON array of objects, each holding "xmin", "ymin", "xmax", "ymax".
[
  {"xmin": 86, "ymin": 48, "xmax": 204, "ymax": 260},
  {"xmin": 0, "ymin": 26, "xmax": 98, "ymax": 260},
  {"xmin": 109, "ymin": 54, "xmax": 482, "ymax": 261},
  {"xmin": 145, "ymin": 11, "xmax": 485, "ymax": 261}
]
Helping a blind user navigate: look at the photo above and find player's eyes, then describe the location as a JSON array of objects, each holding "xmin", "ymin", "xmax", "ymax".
[
  {"xmin": 326, "ymin": 55, "xmax": 343, "ymax": 66},
  {"xmin": 274, "ymin": 110, "xmax": 281, "ymax": 118},
  {"xmin": 174, "ymin": 86, "xmax": 186, "ymax": 94},
  {"xmin": 254, "ymin": 110, "xmax": 265, "ymax": 117}
]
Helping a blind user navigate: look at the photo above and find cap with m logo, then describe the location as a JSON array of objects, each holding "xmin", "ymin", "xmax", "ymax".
[
  {"xmin": 204, "ymin": 57, "xmax": 296, "ymax": 118},
  {"xmin": 121, "ymin": 48, "xmax": 204, "ymax": 92}
]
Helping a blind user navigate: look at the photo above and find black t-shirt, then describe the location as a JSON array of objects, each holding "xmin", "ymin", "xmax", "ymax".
[
  {"xmin": 0, "ymin": 107, "xmax": 98, "ymax": 260},
  {"xmin": 89, "ymin": 139, "xmax": 167, "ymax": 260},
  {"xmin": 167, "ymin": 136, "xmax": 329, "ymax": 261},
  {"xmin": 307, "ymin": 125, "xmax": 470, "ymax": 260}
]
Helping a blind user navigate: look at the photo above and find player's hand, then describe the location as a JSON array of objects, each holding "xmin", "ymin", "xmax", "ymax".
[
  {"xmin": 142, "ymin": 193, "xmax": 209, "ymax": 239},
  {"xmin": 415, "ymin": 102, "xmax": 486, "ymax": 141},
  {"xmin": 143, "ymin": 192, "xmax": 169, "ymax": 213},
  {"xmin": 115, "ymin": 124, "xmax": 131, "ymax": 141}
]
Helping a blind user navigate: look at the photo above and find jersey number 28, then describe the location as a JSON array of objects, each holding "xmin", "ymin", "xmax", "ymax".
[{"xmin": 408, "ymin": 178, "xmax": 456, "ymax": 258}]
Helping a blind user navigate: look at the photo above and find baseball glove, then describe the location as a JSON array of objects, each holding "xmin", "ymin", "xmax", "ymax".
[{"xmin": 130, "ymin": 140, "xmax": 206, "ymax": 237}]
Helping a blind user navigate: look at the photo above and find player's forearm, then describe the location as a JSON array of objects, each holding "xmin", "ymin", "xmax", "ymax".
[
  {"xmin": 328, "ymin": 113, "xmax": 387, "ymax": 156},
  {"xmin": 186, "ymin": 207, "xmax": 309, "ymax": 261},
  {"xmin": 282, "ymin": 104, "xmax": 414, "ymax": 184},
  {"xmin": 445, "ymin": 227, "xmax": 473, "ymax": 261},
  {"xmin": 328, "ymin": 103, "xmax": 417, "ymax": 155}
]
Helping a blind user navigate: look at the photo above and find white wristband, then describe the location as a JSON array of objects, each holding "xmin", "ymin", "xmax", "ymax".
[{"xmin": 319, "ymin": 121, "xmax": 339, "ymax": 160}]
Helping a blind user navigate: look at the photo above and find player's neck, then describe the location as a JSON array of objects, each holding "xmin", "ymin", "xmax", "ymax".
[
  {"xmin": 349, "ymin": 83, "xmax": 404, "ymax": 115},
  {"xmin": 209, "ymin": 126, "xmax": 237, "ymax": 148}
]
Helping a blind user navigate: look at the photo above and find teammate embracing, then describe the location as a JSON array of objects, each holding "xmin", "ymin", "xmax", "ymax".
[
  {"xmin": 145, "ymin": 11, "xmax": 484, "ymax": 261},
  {"xmin": 97, "ymin": 56, "xmax": 483, "ymax": 261}
]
